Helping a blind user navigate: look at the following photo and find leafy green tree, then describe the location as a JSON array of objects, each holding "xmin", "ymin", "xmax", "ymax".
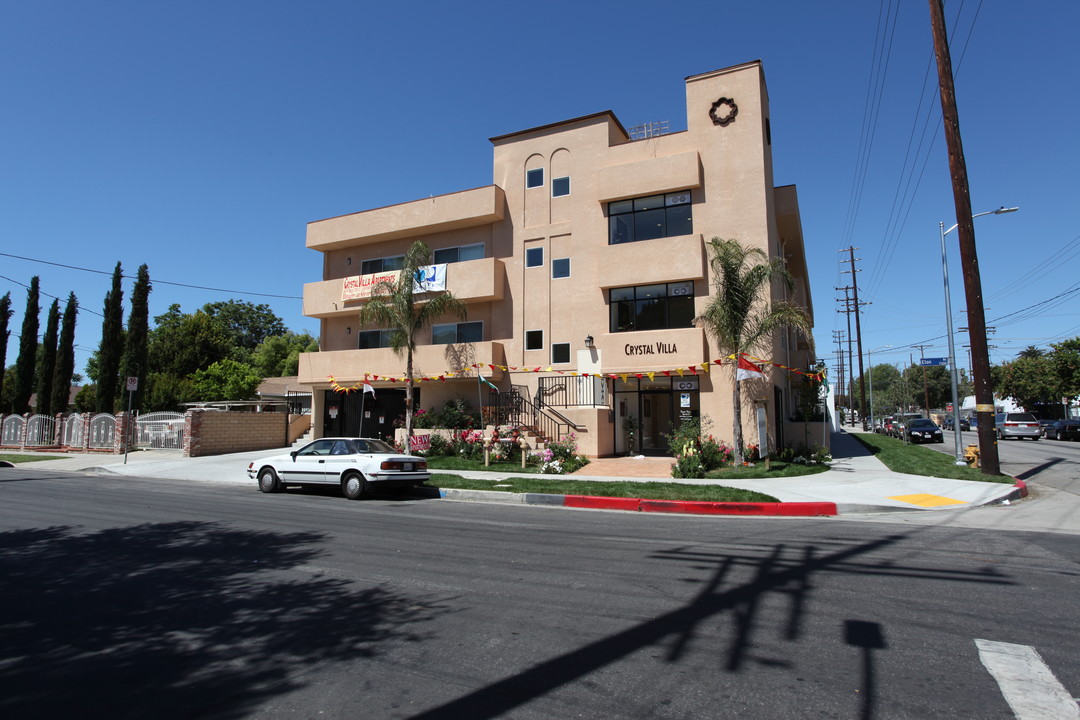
[
  {"xmin": 144, "ymin": 373, "xmax": 196, "ymax": 412},
  {"xmin": 251, "ymin": 331, "xmax": 318, "ymax": 377},
  {"xmin": 96, "ymin": 262, "xmax": 125, "ymax": 412},
  {"xmin": 73, "ymin": 384, "xmax": 96, "ymax": 413},
  {"xmin": 148, "ymin": 305, "xmax": 233, "ymax": 377},
  {"xmin": 1050, "ymin": 337, "xmax": 1080, "ymax": 404},
  {"xmin": 991, "ymin": 355, "xmax": 1059, "ymax": 412},
  {"xmin": 191, "ymin": 358, "xmax": 263, "ymax": 401},
  {"xmin": 202, "ymin": 300, "xmax": 286, "ymax": 357},
  {"xmin": 696, "ymin": 238, "xmax": 813, "ymax": 465},
  {"xmin": 11, "ymin": 277, "xmax": 40, "ymax": 414},
  {"xmin": 120, "ymin": 265, "xmax": 152, "ymax": 411},
  {"xmin": 50, "ymin": 293, "xmax": 79, "ymax": 415},
  {"xmin": 35, "ymin": 300, "xmax": 60, "ymax": 416},
  {"xmin": 357, "ymin": 241, "xmax": 468, "ymax": 441},
  {"xmin": 0, "ymin": 292, "xmax": 12, "ymax": 404}
]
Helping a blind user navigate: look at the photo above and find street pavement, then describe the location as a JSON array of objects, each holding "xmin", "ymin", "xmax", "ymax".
[{"xmin": 5, "ymin": 426, "xmax": 1039, "ymax": 519}]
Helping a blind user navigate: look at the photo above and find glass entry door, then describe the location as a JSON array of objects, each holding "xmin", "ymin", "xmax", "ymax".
[{"xmin": 640, "ymin": 391, "xmax": 672, "ymax": 455}]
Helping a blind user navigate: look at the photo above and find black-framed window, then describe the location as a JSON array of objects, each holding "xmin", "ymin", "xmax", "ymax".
[
  {"xmin": 361, "ymin": 255, "xmax": 404, "ymax": 274},
  {"xmin": 433, "ymin": 243, "xmax": 484, "ymax": 264},
  {"xmin": 358, "ymin": 329, "xmax": 393, "ymax": 349},
  {"xmin": 432, "ymin": 321, "xmax": 483, "ymax": 345},
  {"xmin": 552, "ymin": 176, "xmax": 570, "ymax": 197},
  {"xmin": 525, "ymin": 330, "xmax": 544, "ymax": 351},
  {"xmin": 609, "ymin": 281, "xmax": 695, "ymax": 332},
  {"xmin": 552, "ymin": 342, "xmax": 571, "ymax": 364},
  {"xmin": 526, "ymin": 246, "xmax": 544, "ymax": 268},
  {"xmin": 608, "ymin": 191, "xmax": 693, "ymax": 245},
  {"xmin": 526, "ymin": 168, "xmax": 544, "ymax": 188},
  {"xmin": 552, "ymin": 257, "xmax": 570, "ymax": 279}
]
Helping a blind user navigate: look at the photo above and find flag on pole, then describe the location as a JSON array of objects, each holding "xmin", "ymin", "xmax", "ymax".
[
  {"xmin": 363, "ymin": 382, "xmax": 376, "ymax": 396},
  {"xmin": 736, "ymin": 355, "xmax": 765, "ymax": 382},
  {"xmin": 477, "ymin": 369, "xmax": 498, "ymax": 392}
]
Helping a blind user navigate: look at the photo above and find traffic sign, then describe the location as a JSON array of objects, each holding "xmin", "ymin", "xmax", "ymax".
[{"xmin": 919, "ymin": 357, "xmax": 948, "ymax": 367}]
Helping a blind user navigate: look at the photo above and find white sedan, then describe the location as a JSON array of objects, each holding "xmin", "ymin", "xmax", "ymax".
[{"xmin": 247, "ymin": 437, "xmax": 429, "ymax": 499}]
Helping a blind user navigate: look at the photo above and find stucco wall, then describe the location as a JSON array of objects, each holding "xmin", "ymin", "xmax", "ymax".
[{"xmin": 184, "ymin": 411, "xmax": 288, "ymax": 457}]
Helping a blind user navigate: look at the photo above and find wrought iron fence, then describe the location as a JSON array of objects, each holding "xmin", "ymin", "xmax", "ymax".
[
  {"xmin": 25, "ymin": 414, "xmax": 57, "ymax": 447},
  {"xmin": 63, "ymin": 414, "xmax": 84, "ymax": 448},
  {"xmin": 537, "ymin": 375, "xmax": 607, "ymax": 408},
  {"xmin": 89, "ymin": 414, "xmax": 115, "ymax": 449},
  {"xmin": 2, "ymin": 415, "xmax": 24, "ymax": 445},
  {"xmin": 135, "ymin": 411, "xmax": 185, "ymax": 449}
]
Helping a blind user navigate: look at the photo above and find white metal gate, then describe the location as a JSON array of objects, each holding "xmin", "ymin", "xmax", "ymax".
[
  {"xmin": 135, "ymin": 412, "xmax": 185, "ymax": 449},
  {"xmin": 89, "ymin": 414, "xmax": 115, "ymax": 449},
  {"xmin": 25, "ymin": 414, "xmax": 57, "ymax": 447},
  {"xmin": 63, "ymin": 414, "xmax": 84, "ymax": 448},
  {"xmin": 2, "ymin": 415, "xmax": 24, "ymax": 446}
]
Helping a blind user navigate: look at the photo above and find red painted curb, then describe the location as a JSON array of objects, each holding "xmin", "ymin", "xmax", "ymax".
[
  {"xmin": 563, "ymin": 495, "xmax": 838, "ymax": 516},
  {"xmin": 564, "ymin": 495, "xmax": 642, "ymax": 511},
  {"xmin": 1013, "ymin": 479, "xmax": 1028, "ymax": 498}
]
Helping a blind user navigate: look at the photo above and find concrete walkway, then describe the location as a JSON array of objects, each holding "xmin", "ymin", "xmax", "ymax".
[{"xmin": 3, "ymin": 429, "xmax": 1024, "ymax": 515}]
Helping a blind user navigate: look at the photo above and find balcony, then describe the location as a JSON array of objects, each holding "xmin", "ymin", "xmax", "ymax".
[
  {"xmin": 303, "ymin": 257, "xmax": 506, "ymax": 319},
  {"xmin": 307, "ymin": 185, "xmax": 506, "ymax": 252},
  {"xmin": 598, "ymin": 234, "xmax": 707, "ymax": 289},
  {"xmin": 297, "ymin": 341, "xmax": 507, "ymax": 386}
]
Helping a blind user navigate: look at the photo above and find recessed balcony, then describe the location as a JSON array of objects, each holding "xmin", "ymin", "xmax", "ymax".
[
  {"xmin": 303, "ymin": 257, "xmax": 505, "ymax": 319},
  {"xmin": 297, "ymin": 342, "xmax": 507, "ymax": 386},
  {"xmin": 307, "ymin": 185, "xmax": 506, "ymax": 252}
]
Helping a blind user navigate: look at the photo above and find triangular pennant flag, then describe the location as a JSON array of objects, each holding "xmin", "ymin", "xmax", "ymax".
[{"xmin": 737, "ymin": 354, "xmax": 765, "ymax": 381}]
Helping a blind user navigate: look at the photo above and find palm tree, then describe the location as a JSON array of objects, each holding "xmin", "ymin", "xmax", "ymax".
[
  {"xmin": 696, "ymin": 238, "xmax": 813, "ymax": 465},
  {"xmin": 357, "ymin": 241, "xmax": 467, "ymax": 443}
]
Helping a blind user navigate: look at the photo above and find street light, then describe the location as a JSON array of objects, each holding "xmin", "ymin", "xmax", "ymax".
[
  {"xmin": 867, "ymin": 345, "xmax": 892, "ymax": 431},
  {"xmin": 940, "ymin": 206, "xmax": 1018, "ymax": 466}
]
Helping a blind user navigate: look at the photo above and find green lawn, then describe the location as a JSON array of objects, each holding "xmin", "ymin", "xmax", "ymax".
[
  {"xmin": 425, "ymin": 455, "xmax": 544, "ymax": 473},
  {"xmin": 0, "ymin": 454, "xmax": 67, "ymax": 464},
  {"xmin": 427, "ymin": 474, "xmax": 780, "ymax": 502},
  {"xmin": 851, "ymin": 432, "xmax": 1014, "ymax": 483}
]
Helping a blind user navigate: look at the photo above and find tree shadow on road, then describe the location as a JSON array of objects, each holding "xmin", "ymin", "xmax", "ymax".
[{"xmin": 0, "ymin": 521, "xmax": 439, "ymax": 720}]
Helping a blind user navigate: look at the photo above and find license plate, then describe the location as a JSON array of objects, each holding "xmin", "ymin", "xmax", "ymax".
[{"xmin": 403, "ymin": 463, "xmax": 413, "ymax": 471}]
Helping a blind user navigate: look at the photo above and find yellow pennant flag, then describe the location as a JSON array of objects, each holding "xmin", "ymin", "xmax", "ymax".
[{"xmin": 647, "ymin": 372, "xmax": 655, "ymax": 381}]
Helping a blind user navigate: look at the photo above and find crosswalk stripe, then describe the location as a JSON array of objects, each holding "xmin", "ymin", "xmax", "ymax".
[{"xmin": 975, "ymin": 639, "xmax": 1080, "ymax": 719}]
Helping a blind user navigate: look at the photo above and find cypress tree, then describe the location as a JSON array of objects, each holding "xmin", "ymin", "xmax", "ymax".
[
  {"xmin": 121, "ymin": 265, "xmax": 151, "ymax": 411},
  {"xmin": 11, "ymin": 277, "xmax": 40, "ymax": 415},
  {"xmin": 51, "ymin": 293, "xmax": 79, "ymax": 416},
  {"xmin": 95, "ymin": 262, "xmax": 125, "ymax": 413},
  {"xmin": 36, "ymin": 299, "xmax": 60, "ymax": 416},
  {"xmin": 0, "ymin": 291, "xmax": 12, "ymax": 405}
]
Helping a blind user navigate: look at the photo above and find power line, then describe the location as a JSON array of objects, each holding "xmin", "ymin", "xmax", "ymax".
[
  {"xmin": 0, "ymin": 273, "xmax": 103, "ymax": 318},
  {"xmin": 0, "ymin": 251, "xmax": 302, "ymax": 300}
]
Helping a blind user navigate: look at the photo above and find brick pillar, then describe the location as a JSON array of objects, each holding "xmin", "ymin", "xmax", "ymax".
[
  {"xmin": 80, "ymin": 413, "xmax": 91, "ymax": 452},
  {"xmin": 183, "ymin": 410, "xmax": 201, "ymax": 457},
  {"xmin": 114, "ymin": 412, "xmax": 130, "ymax": 454},
  {"xmin": 20, "ymin": 413, "xmax": 29, "ymax": 450},
  {"xmin": 54, "ymin": 413, "xmax": 64, "ymax": 447}
]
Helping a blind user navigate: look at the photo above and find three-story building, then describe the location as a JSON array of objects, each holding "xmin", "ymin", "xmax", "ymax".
[{"xmin": 298, "ymin": 60, "xmax": 816, "ymax": 456}]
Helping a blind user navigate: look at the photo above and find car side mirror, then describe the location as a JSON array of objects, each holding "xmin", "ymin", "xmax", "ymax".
[{"xmin": 290, "ymin": 451, "xmax": 297, "ymax": 461}]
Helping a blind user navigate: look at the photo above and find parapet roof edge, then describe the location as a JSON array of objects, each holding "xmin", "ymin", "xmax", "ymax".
[{"xmin": 489, "ymin": 110, "xmax": 629, "ymax": 144}]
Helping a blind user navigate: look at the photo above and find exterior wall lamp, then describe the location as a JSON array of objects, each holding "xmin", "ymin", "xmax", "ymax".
[{"xmin": 585, "ymin": 335, "xmax": 594, "ymax": 349}]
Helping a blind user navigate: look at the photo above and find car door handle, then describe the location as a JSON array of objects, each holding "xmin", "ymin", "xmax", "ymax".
[{"xmin": 318, "ymin": 459, "xmax": 325, "ymax": 463}]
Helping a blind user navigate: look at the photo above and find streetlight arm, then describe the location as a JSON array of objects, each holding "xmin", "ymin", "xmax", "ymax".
[{"xmin": 943, "ymin": 206, "xmax": 1019, "ymax": 237}]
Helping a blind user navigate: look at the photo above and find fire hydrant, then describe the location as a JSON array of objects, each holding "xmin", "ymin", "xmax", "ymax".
[{"xmin": 963, "ymin": 444, "xmax": 980, "ymax": 468}]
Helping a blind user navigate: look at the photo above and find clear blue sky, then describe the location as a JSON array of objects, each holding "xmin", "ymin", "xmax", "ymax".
[{"xmin": 2, "ymin": 1, "xmax": 1077, "ymax": 380}]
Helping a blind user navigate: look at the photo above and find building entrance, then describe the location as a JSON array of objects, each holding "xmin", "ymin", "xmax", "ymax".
[
  {"xmin": 322, "ymin": 388, "xmax": 412, "ymax": 441},
  {"xmin": 613, "ymin": 377, "xmax": 699, "ymax": 456}
]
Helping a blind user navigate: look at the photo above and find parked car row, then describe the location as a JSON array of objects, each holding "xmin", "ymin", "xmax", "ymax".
[
  {"xmin": 874, "ymin": 411, "xmax": 1079, "ymax": 442},
  {"xmin": 1041, "ymin": 419, "xmax": 1080, "ymax": 441}
]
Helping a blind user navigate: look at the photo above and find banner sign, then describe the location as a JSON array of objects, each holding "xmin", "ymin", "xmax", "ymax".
[
  {"xmin": 408, "ymin": 434, "xmax": 431, "ymax": 452},
  {"xmin": 341, "ymin": 264, "xmax": 447, "ymax": 301}
]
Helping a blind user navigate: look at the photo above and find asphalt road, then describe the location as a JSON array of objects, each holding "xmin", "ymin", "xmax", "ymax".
[
  {"xmin": 2, "ymin": 467, "xmax": 1077, "ymax": 720},
  {"xmin": 923, "ymin": 429, "xmax": 1080, "ymax": 495}
]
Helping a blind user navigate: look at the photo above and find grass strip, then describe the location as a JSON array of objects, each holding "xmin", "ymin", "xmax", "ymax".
[
  {"xmin": 851, "ymin": 433, "xmax": 1014, "ymax": 483},
  {"xmin": 0, "ymin": 454, "xmax": 68, "ymax": 464},
  {"xmin": 427, "ymin": 474, "xmax": 780, "ymax": 502}
]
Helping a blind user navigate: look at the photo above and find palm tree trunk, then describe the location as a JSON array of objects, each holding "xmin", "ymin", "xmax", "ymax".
[
  {"xmin": 732, "ymin": 368, "xmax": 744, "ymax": 466},
  {"xmin": 405, "ymin": 349, "xmax": 414, "ymax": 444}
]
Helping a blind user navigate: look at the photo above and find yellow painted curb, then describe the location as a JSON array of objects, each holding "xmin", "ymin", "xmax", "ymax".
[{"xmin": 887, "ymin": 493, "xmax": 967, "ymax": 507}]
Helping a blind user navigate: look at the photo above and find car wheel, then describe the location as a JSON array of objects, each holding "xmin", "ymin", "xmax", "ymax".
[
  {"xmin": 258, "ymin": 467, "xmax": 282, "ymax": 493},
  {"xmin": 342, "ymin": 472, "xmax": 368, "ymax": 500},
  {"xmin": 1031, "ymin": 435, "xmax": 1039, "ymax": 441},
  {"xmin": 1057, "ymin": 430, "xmax": 1065, "ymax": 441}
]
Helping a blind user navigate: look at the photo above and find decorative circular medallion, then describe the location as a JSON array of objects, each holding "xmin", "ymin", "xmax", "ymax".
[{"xmin": 709, "ymin": 97, "xmax": 738, "ymax": 126}]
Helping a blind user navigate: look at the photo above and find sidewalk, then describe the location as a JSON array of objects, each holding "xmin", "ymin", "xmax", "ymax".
[{"xmin": 4, "ymin": 428, "xmax": 1024, "ymax": 516}]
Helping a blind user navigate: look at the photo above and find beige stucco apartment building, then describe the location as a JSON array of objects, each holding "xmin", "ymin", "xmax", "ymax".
[{"xmin": 298, "ymin": 61, "xmax": 817, "ymax": 457}]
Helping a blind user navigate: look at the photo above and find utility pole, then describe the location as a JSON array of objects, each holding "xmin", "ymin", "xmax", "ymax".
[
  {"xmin": 929, "ymin": 0, "xmax": 999, "ymax": 475},
  {"xmin": 836, "ymin": 287, "xmax": 856, "ymax": 425},
  {"xmin": 913, "ymin": 344, "xmax": 933, "ymax": 416},
  {"xmin": 833, "ymin": 330, "xmax": 846, "ymax": 417},
  {"xmin": 841, "ymin": 247, "xmax": 869, "ymax": 429}
]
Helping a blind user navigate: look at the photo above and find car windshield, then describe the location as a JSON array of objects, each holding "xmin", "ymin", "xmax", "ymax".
[{"xmin": 909, "ymin": 419, "xmax": 936, "ymax": 428}]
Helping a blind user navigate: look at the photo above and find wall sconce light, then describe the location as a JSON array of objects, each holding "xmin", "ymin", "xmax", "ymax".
[
  {"xmin": 346, "ymin": 327, "xmax": 352, "ymax": 335},
  {"xmin": 585, "ymin": 335, "xmax": 594, "ymax": 348}
]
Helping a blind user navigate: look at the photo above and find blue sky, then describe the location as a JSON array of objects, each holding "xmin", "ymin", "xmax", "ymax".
[{"xmin": 2, "ymin": 1, "xmax": 1078, "ymax": 380}]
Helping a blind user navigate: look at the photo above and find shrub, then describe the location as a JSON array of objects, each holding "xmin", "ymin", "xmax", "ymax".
[
  {"xmin": 426, "ymin": 432, "xmax": 451, "ymax": 456},
  {"xmin": 539, "ymin": 434, "xmax": 589, "ymax": 474},
  {"xmin": 670, "ymin": 441, "xmax": 706, "ymax": 478}
]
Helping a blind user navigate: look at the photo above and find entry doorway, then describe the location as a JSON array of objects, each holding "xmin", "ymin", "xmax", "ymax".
[
  {"xmin": 613, "ymin": 376, "xmax": 700, "ymax": 456},
  {"xmin": 323, "ymin": 388, "xmax": 413, "ymax": 441}
]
